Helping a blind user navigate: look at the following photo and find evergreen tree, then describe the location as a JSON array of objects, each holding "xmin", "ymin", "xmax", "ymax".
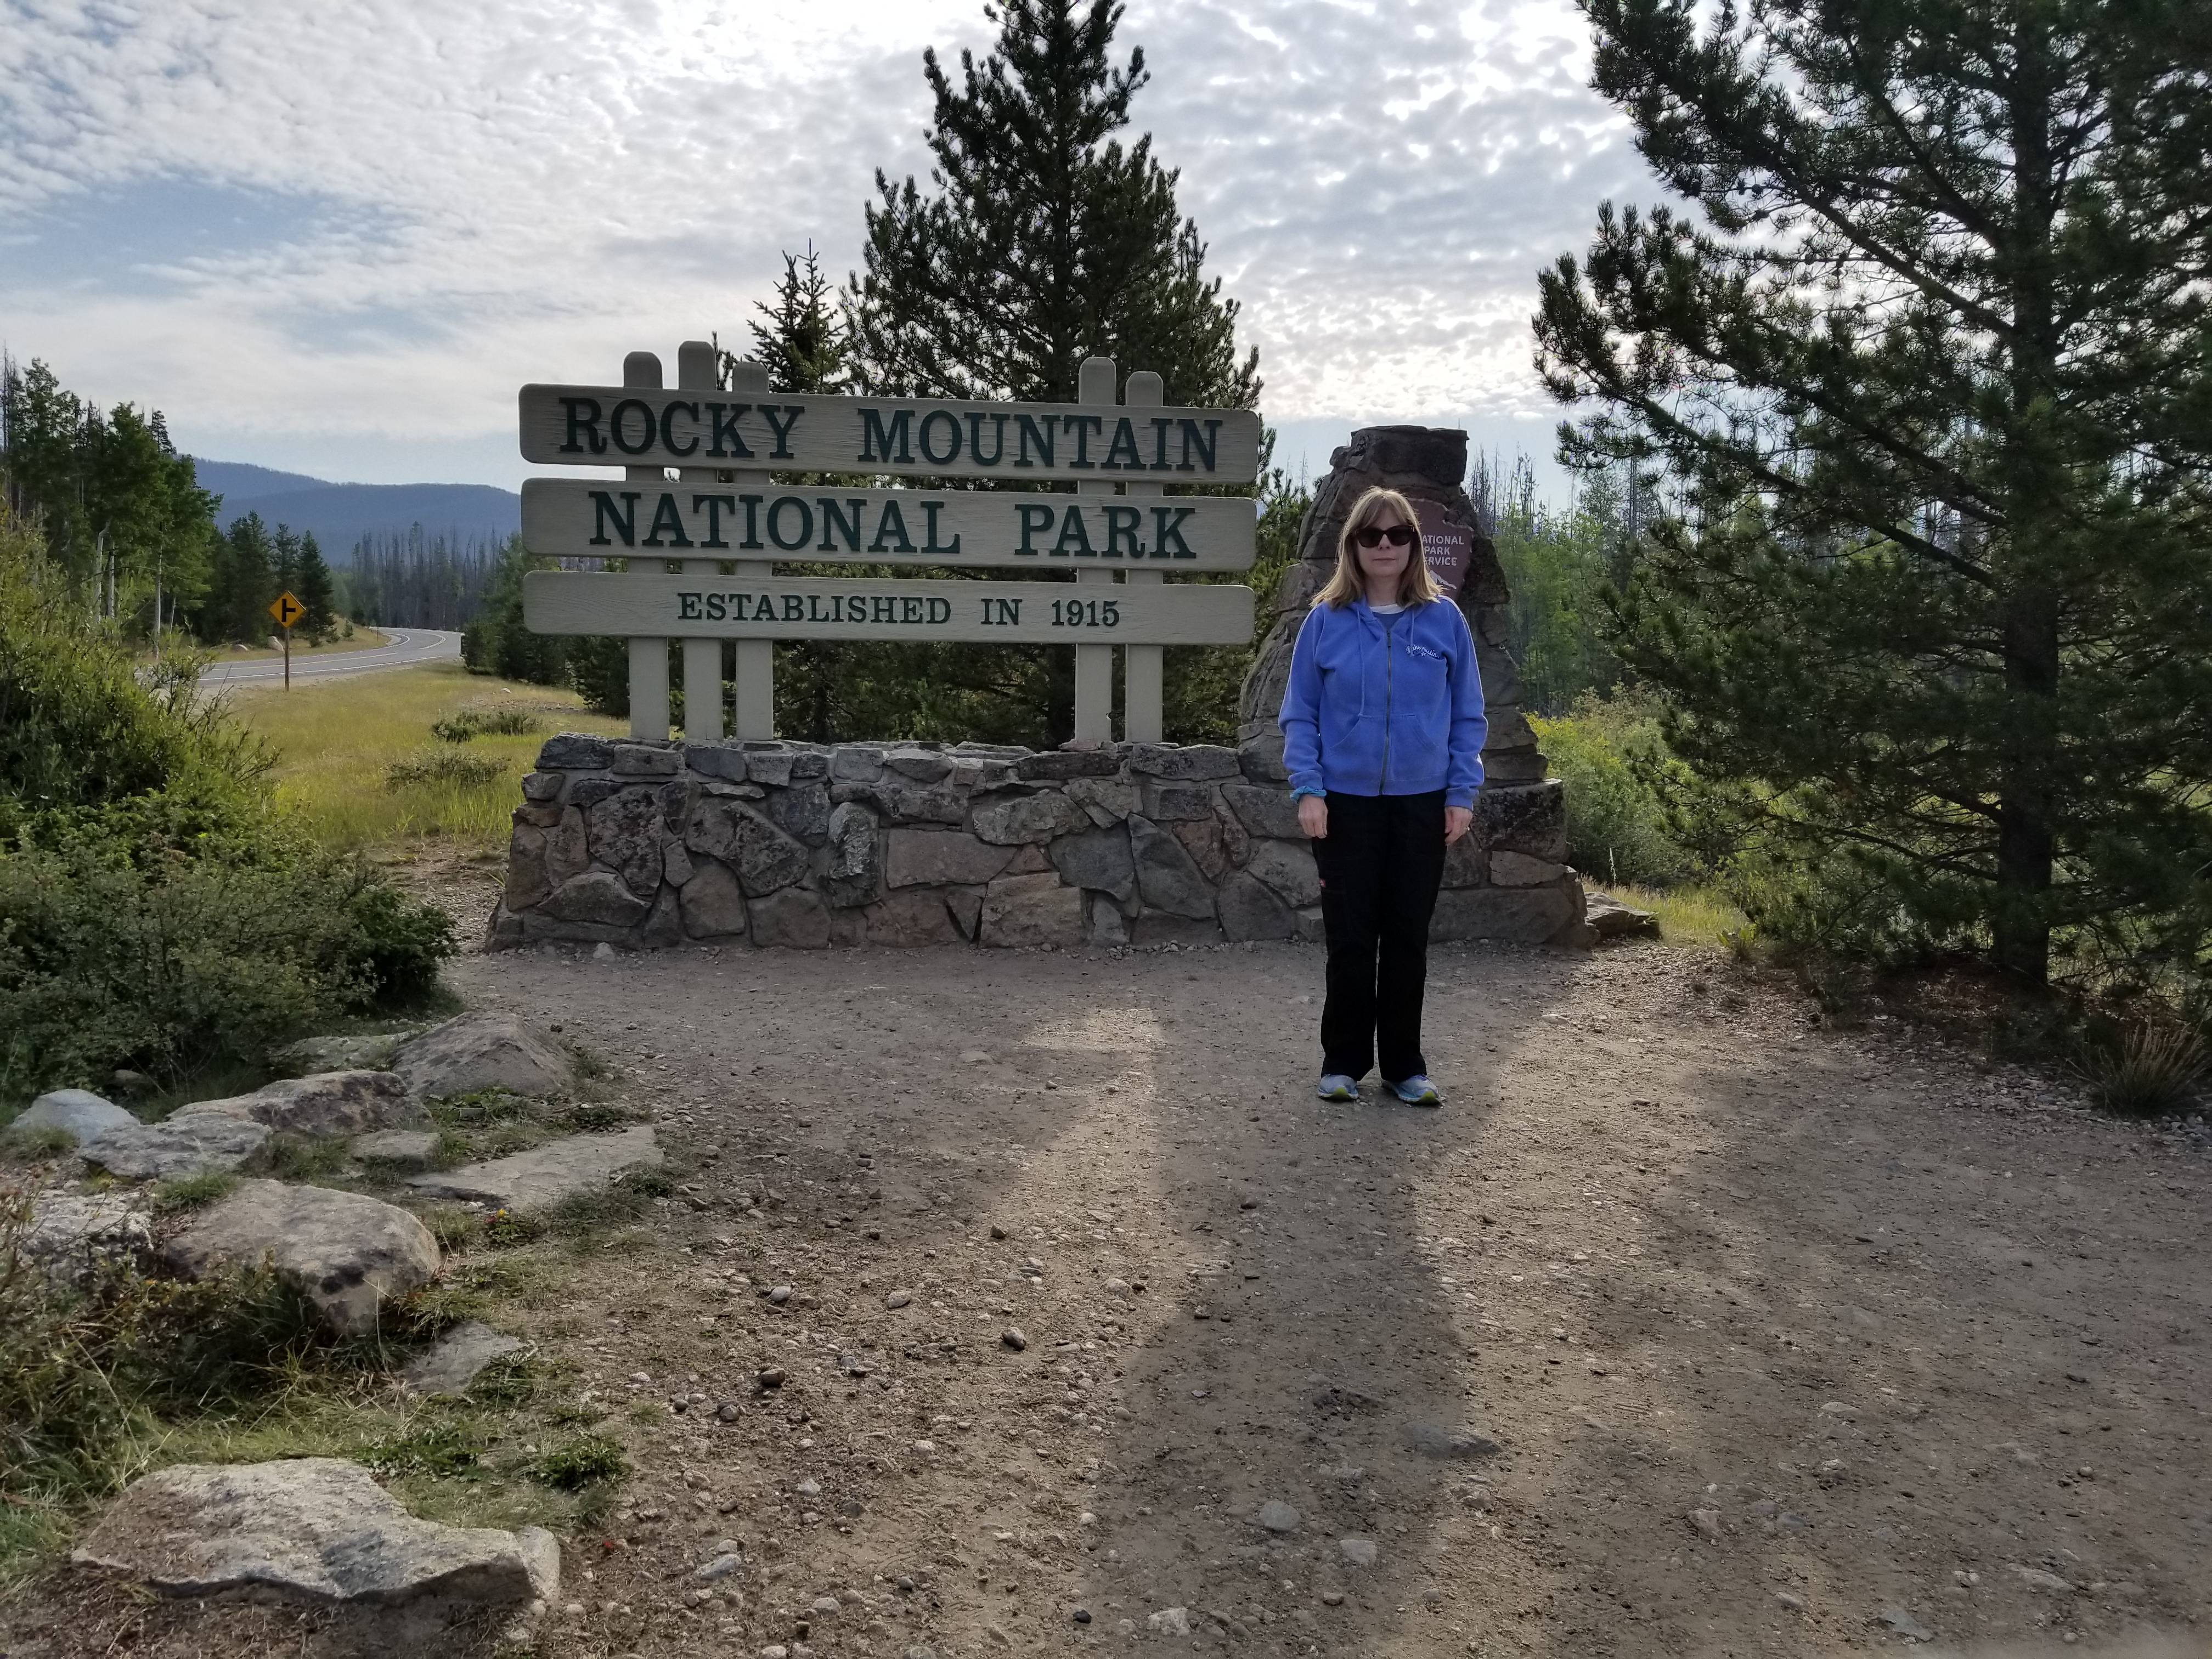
[
  {"xmin": 742, "ymin": 245, "xmax": 853, "ymax": 396},
  {"xmin": 292, "ymin": 531, "xmax": 336, "ymax": 641},
  {"xmin": 849, "ymin": 0, "xmax": 1259, "ymax": 408},
  {"xmin": 1535, "ymin": 0, "xmax": 2212, "ymax": 984},
  {"xmin": 462, "ymin": 536, "xmax": 573, "ymax": 686},
  {"xmin": 206, "ymin": 512, "xmax": 277, "ymax": 644}
]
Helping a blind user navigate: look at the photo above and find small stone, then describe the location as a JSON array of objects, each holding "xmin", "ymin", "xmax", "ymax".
[
  {"xmin": 989, "ymin": 1223, "xmax": 1008, "ymax": 1240},
  {"xmin": 758, "ymin": 1368, "xmax": 786, "ymax": 1390},
  {"xmin": 1257, "ymin": 1500, "xmax": 1300, "ymax": 1533},
  {"xmin": 1878, "ymin": 1607, "xmax": 1933, "ymax": 1642},
  {"xmin": 768, "ymin": 1285, "xmax": 794, "ymax": 1305},
  {"xmin": 811, "ymin": 1594, "xmax": 840, "ymax": 1613},
  {"xmin": 1020, "ymin": 1256, "xmax": 1044, "ymax": 1276},
  {"xmin": 1339, "ymin": 1536, "xmax": 1378, "ymax": 1566},
  {"xmin": 1689, "ymin": 1508, "xmax": 1722, "ymax": 1542},
  {"xmin": 2013, "ymin": 1566, "xmax": 2073, "ymax": 1594},
  {"xmin": 1147, "ymin": 1606, "xmax": 1192, "ymax": 1636},
  {"xmin": 717, "ymin": 1402, "xmax": 742, "ymax": 1423},
  {"xmin": 795, "ymin": 1479, "xmax": 821, "ymax": 1497},
  {"xmin": 1401, "ymin": 1422, "xmax": 1502, "ymax": 1459},
  {"xmin": 887, "ymin": 1290, "xmax": 913, "ymax": 1308},
  {"xmin": 1001, "ymin": 1327, "xmax": 1028, "ymax": 1352},
  {"xmin": 696, "ymin": 1553, "xmax": 742, "ymax": 1581},
  {"xmin": 1072, "ymin": 1607, "xmax": 1091, "ymax": 1624},
  {"xmin": 1776, "ymin": 1590, "xmax": 1804, "ymax": 1611},
  {"xmin": 912, "ymin": 1440, "xmax": 935, "ymax": 1453},
  {"xmin": 1320, "ymin": 1590, "xmax": 1344, "ymax": 1607}
]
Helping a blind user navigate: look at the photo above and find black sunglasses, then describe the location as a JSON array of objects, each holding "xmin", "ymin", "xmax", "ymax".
[{"xmin": 1352, "ymin": 523, "xmax": 1417, "ymax": 549}]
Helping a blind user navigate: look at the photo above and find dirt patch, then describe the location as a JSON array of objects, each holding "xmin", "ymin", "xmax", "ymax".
[{"xmin": 9, "ymin": 939, "xmax": 2208, "ymax": 1658}]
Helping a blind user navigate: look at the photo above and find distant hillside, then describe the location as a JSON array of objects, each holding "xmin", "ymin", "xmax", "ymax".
[{"xmin": 189, "ymin": 458, "xmax": 520, "ymax": 553}]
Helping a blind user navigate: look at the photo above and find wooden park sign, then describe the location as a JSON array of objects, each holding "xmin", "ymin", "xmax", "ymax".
[{"xmin": 518, "ymin": 345, "xmax": 1260, "ymax": 744}]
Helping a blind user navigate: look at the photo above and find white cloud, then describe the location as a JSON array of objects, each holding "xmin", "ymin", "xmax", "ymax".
[{"xmin": 0, "ymin": 0, "xmax": 1656, "ymax": 488}]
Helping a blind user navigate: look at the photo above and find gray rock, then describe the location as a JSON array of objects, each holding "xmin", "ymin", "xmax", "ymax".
[
  {"xmin": 683, "ymin": 742, "xmax": 749, "ymax": 782},
  {"xmin": 407, "ymin": 1126, "xmax": 662, "ymax": 1212},
  {"xmin": 1338, "ymin": 1536, "xmax": 1378, "ymax": 1566},
  {"xmin": 831, "ymin": 744, "xmax": 885, "ymax": 782},
  {"xmin": 972, "ymin": 791, "xmax": 1091, "ymax": 846},
  {"xmin": 751, "ymin": 887, "xmax": 832, "ymax": 949},
  {"xmin": 1401, "ymin": 1423, "xmax": 1502, "ymax": 1459},
  {"xmin": 694, "ymin": 1552, "xmax": 742, "ymax": 1582},
  {"xmin": 1877, "ymin": 1607, "xmax": 1933, "ymax": 1642},
  {"xmin": 1238, "ymin": 729, "xmax": 1289, "ymax": 783},
  {"xmin": 659, "ymin": 834, "xmax": 695, "ymax": 888},
  {"xmin": 270, "ymin": 1032, "xmax": 414, "ymax": 1075},
  {"xmin": 402, "ymin": 1321, "xmax": 526, "ymax": 1397},
  {"xmin": 685, "ymin": 797, "xmax": 810, "ymax": 895},
  {"xmin": 1064, "ymin": 776, "xmax": 1141, "ymax": 826},
  {"xmin": 882, "ymin": 746, "xmax": 954, "ymax": 783},
  {"xmin": 1476, "ymin": 782, "xmax": 1568, "ymax": 862},
  {"xmin": 74, "ymin": 1459, "xmax": 558, "ymax": 1606},
  {"xmin": 742, "ymin": 746, "xmax": 798, "ymax": 786},
  {"xmin": 1294, "ymin": 905, "xmax": 1325, "ymax": 943},
  {"xmin": 395, "ymin": 1014, "xmax": 570, "ymax": 1099},
  {"xmin": 823, "ymin": 801, "xmax": 879, "ymax": 905},
  {"xmin": 1489, "ymin": 849, "xmax": 1571, "ymax": 887},
  {"xmin": 1047, "ymin": 827, "xmax": 1135, "ymax": 903},
  {"xmin": 680, "ymin": 859, "xmax": 749, "ymax": 939},
  {"xmin": 1086, "ymin": 892, "xmax": 1131, "ymax": 946},
  {"xmin": 1141, "ymin": 782, "xmax": 1216, "ymax": 825},
  {"xmin": 21, "ymin": 1192, "xmax": 153, "ymax": 1283},
  {"xmin": 866, "ymin": 777, "xmax": 969, "ymax": 825},
  {"xmin": 865, "ymin": 891, "xmax": 966, "ymax": 947},
  {"xmin": 354, "ymin": 1128, "xmax": 439, "ymax": 1171},
  {"xmin": 1129, "ymin": 913, "xmax": 1222, "ymax": 947},
  {"xmin": 1256, "ymin": 1500, "xmax": 1300, "ymax": 1532},
  {"xmin": 612, "ymin": 743, "xmax": 681, "ymax": 777},
  {"xmin": 174, "ymin": 1070, "xmax": 415, "ymax": 1137},
  {"xmin": 1013, "ymin": 749, "xmax": 1119, "ymax": 780},
  {"xmin": 518, "ymin": 770, "xmax": 563, "ymax": 802},
  {"xmin": 1124, "ymin": 743, "xmax": 1241, "ymax": 780},
  {"xmin": 1440, "ymin": 831, "xmax": 1487, "ymax": 889},
  {"xmin": 1128, "ymin": 815, "xmax": 1216, "ymax": 919},
  {"xmin": 1147, "ymin": 1607, "xmax": 1192, "ymax": 1636},
  {"xmin": 163, "ymin": 1179, "xmax": 439, "ymax": 1335},
  {"xmin": 1243, "ymin": 837, "xmax": 1322, "ymax": 908},
  {"xmin": 1429, "ymin": 884, "xmax": 1581, "ymax": 946},
  {"xmin": 1218, "ymin": 783, "xmax": 1304, "ymax": 839},
  {"xmin": 980, "ymin": 872, "xmax": 1085, "ymax": 949},
  {"xmin": 537, "ymin": 733, "xmax": 614, "ymax": 770},
  {"xmin": 944, "ymin": 884, "xmax": 984, "ymax": 940},
  {"xmin": 14, "ymin": 1088, "xmax": 138, "ymax": 1147},
  {"xmin": 1001, "ymin": 1327, "xmax": 1028, "ymax": 1351},
  {"xmin": 541, "ymin": 870, "xmax": 651, "ymax": 927},
  {"xmin": 81, "ymin": 1114, "xmax": 270, "ymax": 1181},
  {"xmin": 585, "ymin": 786, "xmax": 665, "ymax": 898},
  {"xmin": 1585, "ymin": 890, "xmax": 1660, "ymax": 937},
  {"xmin": 1216, "ymin": 871, "xmax": 1296, "ymax": 942},
  {"xmin": 884, "ymin": 828, "xmax": 1013, "ymax": 888},
  {"xmin": 771, "ymin": 779, "xmax": 834, "ymax": 844}
]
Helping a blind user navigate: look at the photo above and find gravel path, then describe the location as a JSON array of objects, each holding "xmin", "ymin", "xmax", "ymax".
[{"xmin": 450, "ymin": 939, "xmax": 2210, "ymax": 1658}]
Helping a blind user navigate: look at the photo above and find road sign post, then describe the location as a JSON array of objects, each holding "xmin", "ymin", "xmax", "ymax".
[{"xmin": 269, "ymin": 590, "xmax": 306, "ymax": 690}]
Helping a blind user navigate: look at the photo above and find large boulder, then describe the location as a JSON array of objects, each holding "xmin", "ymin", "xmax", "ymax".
[
  {"xmin": 683, "ymin": 796, "xmax": 810, "ymax": 894},
  {"xmin": 540, "ymin": 870, "xmax": 651, "ymax": 927},
  {"xmin": 173, "ymin": 1071, "xmax": 416, "ymax": 1138},
  {"xmin": 13, "ymin": 1088, "xmax": 138, "ymax": 1147},
  {"xmin": 406, "ymin": 1126, "xmax": 662, "ymax": 1212},
  {"xmin": 162, "ymin": 1179, "xmax": 441, "ymax": 1336},
  {"xmin": 269, "ymin": 1033, "xmax": 416, "ymax": 1075},
  {"xmin": 1429, "ymin": 883, "xmax": 1583, "ymax": 946},
  {"xmin": 584, "ymin": 786, "xmax": 665, "ymax": 898},
  {"xmin": 21, "ymin": 1193, "xmax": 153, "ymax": 1284},
  {"xmin": 1047, "ymin": 826, "xmax": 1136, "ymax": 904},
  {"xmin": 80, "ymin": 1114, "xmax": 270, "ymax": 1181},
  {"xmin": 74, "ymin": 1459, "xmax": 558, "ymax": 1607},
  {"xmin": 393, "ymin": 1014, "xmax": 569, "ymax": 1100}
]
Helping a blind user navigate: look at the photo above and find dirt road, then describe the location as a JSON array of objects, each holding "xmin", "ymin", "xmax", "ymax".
[{"xmin": 437, "ymin": 938, "xmax": 2209, "ymax": 1658}]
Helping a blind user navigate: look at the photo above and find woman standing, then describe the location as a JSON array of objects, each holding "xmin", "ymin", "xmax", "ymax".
[{"xmin": 1278, "ymin": 487, "xmax": 1486, "ymax": 1105}]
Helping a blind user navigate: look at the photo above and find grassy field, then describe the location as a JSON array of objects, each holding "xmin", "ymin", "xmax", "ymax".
[
  {"xmin": 1608, "ymin": 879, "xmax": 1751, "ymax": 948},
  {"xmin": 226, "ymin": 661, "xmax": 624, "ymax": 856}
]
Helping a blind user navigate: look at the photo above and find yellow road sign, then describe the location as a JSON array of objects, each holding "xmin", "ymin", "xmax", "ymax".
[{"xmin": 269, "ymin": 591, "xmax": 306, "ymax": 628}]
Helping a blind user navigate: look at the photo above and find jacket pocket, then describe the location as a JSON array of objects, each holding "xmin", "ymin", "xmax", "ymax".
[{"xmin": 1390, "ymin": 648, "xmax": 1451, "ymax": 780}]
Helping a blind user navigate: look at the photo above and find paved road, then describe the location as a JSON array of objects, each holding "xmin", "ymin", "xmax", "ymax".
[{"xmin": 198, "ymin": 627, "xmax": 463, "ymax": 686}]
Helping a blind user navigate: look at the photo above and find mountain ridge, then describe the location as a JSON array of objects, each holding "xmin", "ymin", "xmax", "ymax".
[{"xmin": 189, "ymin": 458, "xmax": 520, "ymax": 554}]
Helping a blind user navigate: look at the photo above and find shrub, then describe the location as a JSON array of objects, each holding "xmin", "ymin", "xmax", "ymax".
[
  {"xmin": 385, "ymin": 748, "xmax": 506, "ymax": 789},
  {"xmin": 430, "ymin": 707, "xmax": 541, "ymax": 743},
  {"xmin": 528, "ymin": 1433, "xmax": 628, "ymax": 1489},
  {"xmin": 1529, "ymin": 690, "xmax": 1689, "ymax": 886},
  {"xmin": 2075, "ymin": 1022, "xmax": 2206, "ymax": 1116},
  {"xmin": 0, "ymin": 515, "xmax": 457, "ymax": 1101}
]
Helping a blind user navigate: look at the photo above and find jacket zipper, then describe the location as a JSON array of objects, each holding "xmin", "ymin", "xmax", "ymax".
[{"xmin": 1378, "ymin": 613, "xmax": 1398, "ymax": 793}]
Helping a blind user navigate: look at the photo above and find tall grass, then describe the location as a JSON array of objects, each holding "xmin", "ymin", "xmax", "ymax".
[{"xmin": 228, "ymin": 660, "xmax": 624, "ymax": 855}]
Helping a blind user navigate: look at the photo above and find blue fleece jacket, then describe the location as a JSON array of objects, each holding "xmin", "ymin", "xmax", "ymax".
[{"xmin": 1278, "ymin": 595, "xmax": 1487, "ymax": 808}]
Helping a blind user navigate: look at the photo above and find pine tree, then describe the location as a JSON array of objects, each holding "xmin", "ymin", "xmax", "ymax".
[
  {"xmin": 206, "ymin": 512, "xmax": 277, "ymax": 644},
  {"xmin": 1535, "ymin": 0, "xmax": 2212, "ymax": 984},
  {"xmin": 848, "ymin": 0, "xmax": 1259, "ymax": 408},
  {"xmin": 741, "ymin": 245, "xmax": 853, "ymax": 396}
]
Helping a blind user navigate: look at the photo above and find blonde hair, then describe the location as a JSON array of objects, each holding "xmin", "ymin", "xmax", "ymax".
[{"xmin": 1313, "ymin": 487, "xmax": 1440, "ymax": 609}]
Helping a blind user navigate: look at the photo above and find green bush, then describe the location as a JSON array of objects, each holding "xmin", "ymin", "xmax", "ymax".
[
  {"xmin": 430, "ymin": 707, "xmax": 541, "ymax": 743},
  {"xmin": 1529, "ymin": 691, "xmax": 1689, "ymax": 886},
  {"xmin": 0, "ymin": 514, "xmax": 456, "ymax": 1102},
  {"xmin": 528, "ymin": 1433, "xmax": 628, "ymax": 1489}
]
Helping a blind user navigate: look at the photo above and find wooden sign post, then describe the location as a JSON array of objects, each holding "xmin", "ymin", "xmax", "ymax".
[{"xmin": 518, "ymin": 349, "xmax": 1260, "ymax": 743}]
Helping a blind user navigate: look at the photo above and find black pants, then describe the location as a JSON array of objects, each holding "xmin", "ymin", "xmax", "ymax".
[{"xmin": 1311, "ymin": 789, "xmax": 1447, "ymax": 1082}]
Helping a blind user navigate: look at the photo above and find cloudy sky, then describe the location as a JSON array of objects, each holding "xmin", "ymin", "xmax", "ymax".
[{"xmin": 3, "ymin": 0, "xmax": 1655, "ymax": 495}]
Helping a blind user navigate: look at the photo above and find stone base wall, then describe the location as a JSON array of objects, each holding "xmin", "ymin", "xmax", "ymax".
[{"xmin": 488, "ymin": 735, "xmax": 1587, "ymax": 952}]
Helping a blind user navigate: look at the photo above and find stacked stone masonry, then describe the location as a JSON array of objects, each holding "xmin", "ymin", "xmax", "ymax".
[{"xmin": 489, "ymin": 733, "xmax": 1584, "ymax": 952}]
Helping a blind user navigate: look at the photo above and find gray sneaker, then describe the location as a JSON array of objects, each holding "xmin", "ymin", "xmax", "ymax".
[{"xmin": 1316, "ymin": 1073, "xmax": 1358, "ymax": 1102}]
